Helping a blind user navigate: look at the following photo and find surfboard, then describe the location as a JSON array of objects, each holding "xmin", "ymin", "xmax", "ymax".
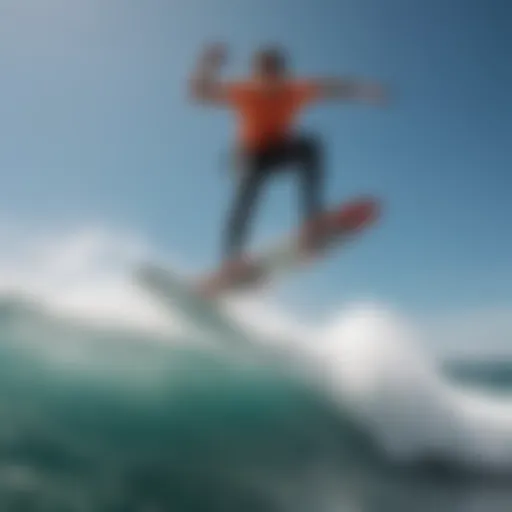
[{"xmin": 195, "ymin": 196, "xmax": 380, "ymax": 298}]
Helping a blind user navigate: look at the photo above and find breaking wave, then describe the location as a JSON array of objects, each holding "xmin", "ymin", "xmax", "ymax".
[{"xmin": 0, "ymin": 225, "xmax": 510, "ymax": 511}]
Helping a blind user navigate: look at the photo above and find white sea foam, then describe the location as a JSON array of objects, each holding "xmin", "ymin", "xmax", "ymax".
[{"xmin": 313, "ymin": 305, "xmax": 512, "ymax": 472}]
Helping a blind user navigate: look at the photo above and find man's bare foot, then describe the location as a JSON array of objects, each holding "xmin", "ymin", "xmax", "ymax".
[{"xmin": 195, "ymin": 256, "xmax": 263, "ymax": 298}]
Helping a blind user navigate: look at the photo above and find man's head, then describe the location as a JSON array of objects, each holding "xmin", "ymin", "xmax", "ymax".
[{"xmin": 252, "ymin": 46, "xmax": 288, "ymax": 80}]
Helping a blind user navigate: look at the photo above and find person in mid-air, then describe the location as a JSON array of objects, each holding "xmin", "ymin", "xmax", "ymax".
[{"xmin": 189, "ymin": 43, "xmax": 387, "ymax": 271}]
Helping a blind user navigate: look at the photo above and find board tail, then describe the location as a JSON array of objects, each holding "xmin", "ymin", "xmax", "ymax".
[{"xmin": 135, "ymin": 264, "xmax": 258, "ymax": 348}]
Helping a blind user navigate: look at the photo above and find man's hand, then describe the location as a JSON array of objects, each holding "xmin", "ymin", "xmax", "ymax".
[
  {"xmin": 200, "ymin": 43, "xmax": 228, "ymax": 69},
  {"xmin": 189, "ymin": 43, "xmax": 230, "ymax": 104}
]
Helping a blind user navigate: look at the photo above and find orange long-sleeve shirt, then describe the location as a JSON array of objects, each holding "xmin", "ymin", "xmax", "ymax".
[{"xmin": 224, "ymin": 80, "xmax": 321, "ymax": 150}]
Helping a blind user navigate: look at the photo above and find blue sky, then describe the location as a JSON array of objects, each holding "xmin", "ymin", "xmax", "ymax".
[{"xmin": 0, "ymin": 0, "xmax": 509, "ymax": 316}]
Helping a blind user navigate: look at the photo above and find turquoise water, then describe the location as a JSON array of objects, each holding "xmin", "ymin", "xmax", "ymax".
[{"xmin": 0, "ymin": 286, "xmax": 511, "ymax": 511}]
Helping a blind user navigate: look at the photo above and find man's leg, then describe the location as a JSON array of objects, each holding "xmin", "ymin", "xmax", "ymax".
[
  {"xmin": 289, "ymin": 134, "xmax": 324, "ymax": 222},
  {"xmin": 283, "ymin": 134, "xmax": 326, "ymax": 251},
  {"xmin": 222, "ymin": 164, "xmax": 266, "ymax": 262}
]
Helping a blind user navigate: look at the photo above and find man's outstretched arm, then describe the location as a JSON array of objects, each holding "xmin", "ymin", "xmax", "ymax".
[
  {"xmin": 189, "ymin": 43, "xmax": 230, "ymax": 104},
  {"xmin": 314, "ymin": 77, "xmax": 389, "ymax": 104}
]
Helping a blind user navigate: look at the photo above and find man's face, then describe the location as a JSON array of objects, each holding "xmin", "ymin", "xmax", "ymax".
[{"xmin": 253, "ymin": 52, "xmax": 286, "ymax": 81}]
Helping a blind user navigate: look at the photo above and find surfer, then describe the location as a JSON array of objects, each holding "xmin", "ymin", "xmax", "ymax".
[{"xmin": 189, "ymin": 43, "xmax": 387, "ymax": 269}]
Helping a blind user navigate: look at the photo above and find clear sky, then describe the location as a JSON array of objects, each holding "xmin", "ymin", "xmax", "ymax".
[{"xmin": 0, "ymin": 0, "xmax": 510, "ymax": 316}]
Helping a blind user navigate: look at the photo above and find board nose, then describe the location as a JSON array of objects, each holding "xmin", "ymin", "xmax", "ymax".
[{"xmin": 328, "ymin": 197, "xmax": 381, "ymax": 232}]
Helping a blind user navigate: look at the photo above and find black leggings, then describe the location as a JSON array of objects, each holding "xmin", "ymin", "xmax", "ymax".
[{"xmin": 223, "ymin": 134, "xmax": 324, "ymax": 260}]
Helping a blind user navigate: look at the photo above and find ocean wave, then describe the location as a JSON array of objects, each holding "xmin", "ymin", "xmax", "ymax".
[{"xmin": 0, "ymin": 226, "xmax": 510, "ymax": 510}]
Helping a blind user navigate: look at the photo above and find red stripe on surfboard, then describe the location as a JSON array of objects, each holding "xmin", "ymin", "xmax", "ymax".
[{"xmin": 302, "ymin": 197, "xmax": 380, "ymax": 237}]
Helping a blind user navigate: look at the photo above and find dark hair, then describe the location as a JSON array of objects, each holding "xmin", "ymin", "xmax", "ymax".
[{"xmin": 253, "ymin": 45, "xmax": 288, "ymax": 74}]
